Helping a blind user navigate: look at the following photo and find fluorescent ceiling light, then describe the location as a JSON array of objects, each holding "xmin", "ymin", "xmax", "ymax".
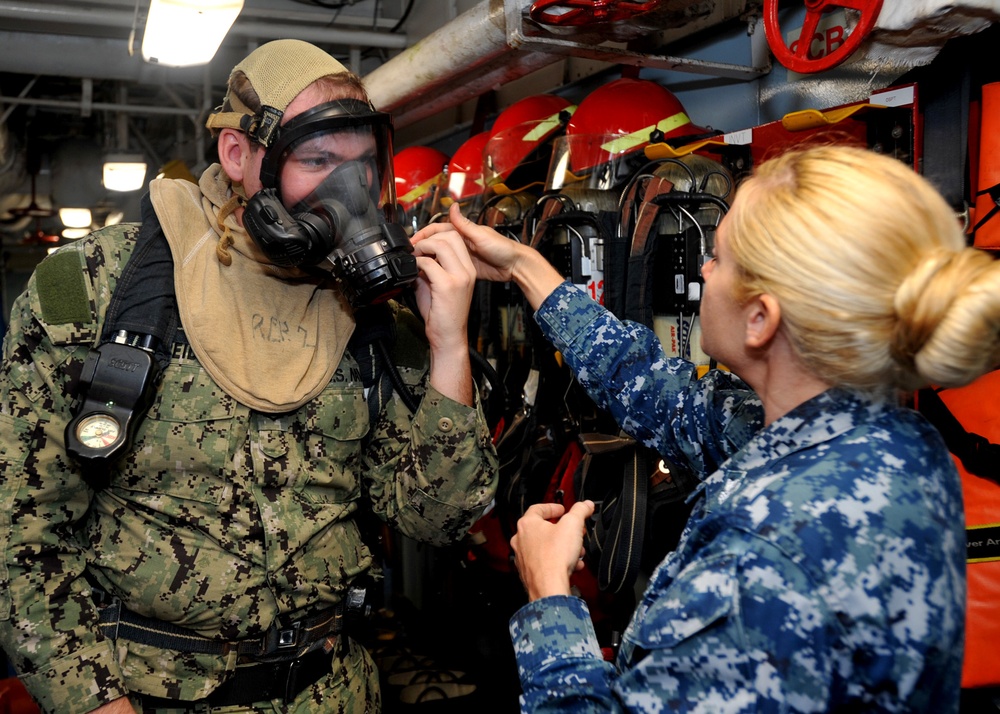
[
  {"xmin": 103, "ymin": 155, "xmax": 148, "ymax": 192},
  {"xmin": 141, "ymin": 0, "xmax": 244, "ymax": 67},
  {"xmin": 62, "ymin": 227, "xmax": 92, "ymax": 240},
  {"xmin": 59, "ymin": 207, "xmax": 93, "ymax": 228}
]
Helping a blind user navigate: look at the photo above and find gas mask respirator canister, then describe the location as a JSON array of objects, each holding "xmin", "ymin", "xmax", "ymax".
[{"xmin": 242, "ymin": 98, "xmax": 418, "ymax": 307}]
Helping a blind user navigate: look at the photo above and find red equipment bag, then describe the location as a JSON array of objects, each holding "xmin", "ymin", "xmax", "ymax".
[{"xmin": 919, "ymin": 370, "xmax": 1000, "ymax": 688}]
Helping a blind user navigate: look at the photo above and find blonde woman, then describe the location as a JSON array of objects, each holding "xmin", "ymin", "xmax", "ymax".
[{"xmin": 416, "ymin": 144, "xmax": 1000, "ymax": 712}]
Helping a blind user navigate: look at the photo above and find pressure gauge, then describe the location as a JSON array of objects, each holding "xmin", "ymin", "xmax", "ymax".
[
  {"xmin": 65, "ymin": 339, "xmax": 161, "ymax": 484},
  {"xmin": 75, "ymin": 414, "xmax": 122, "ymax": 450}
]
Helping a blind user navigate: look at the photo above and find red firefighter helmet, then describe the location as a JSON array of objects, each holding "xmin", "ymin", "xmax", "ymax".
[
  {"xmin": 484, "ymin": 94, "xmax": 575, "ymax": 193},
  {"xmin": 393, "ymin": 145, "xmax": 449, "ymax": 232},
  {"xmin": 445, "ymin": 131, "xmax": 490, "ymax": 205},
  {"xmin": 394, "ymin": 146, "xmax": 448, "ymax": 209},
  {"xmin": 551, "ymin": 77, "xmax": 710, "ymax": 189}
]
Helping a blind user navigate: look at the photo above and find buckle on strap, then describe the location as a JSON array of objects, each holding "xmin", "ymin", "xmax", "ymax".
[
  {"xmin": 276, "ymin": 621, "xmax": 301, "ymax": 651},
  {"xmin": 256, "ymin": 607, "xmax": 343, "ymax": 655}
]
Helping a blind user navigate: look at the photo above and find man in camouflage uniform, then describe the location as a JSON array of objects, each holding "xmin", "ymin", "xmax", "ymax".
[{"xmin": 0, "ymin": 40, "xmax": 498, "ymax": 713}]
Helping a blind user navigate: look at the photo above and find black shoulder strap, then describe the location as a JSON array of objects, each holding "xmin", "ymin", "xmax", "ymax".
[
  {"xmin": 102, "ymin": 193, "xmax": 179, "ymax": 369},
  {"xmin": 918, "ymin": 387, "xmax": 1000, "ymax": 482},
  {"xmin": 347, "ymin": 303, "xmax": 401, "ymax": 423},
  {"xmin": 576, "ymin": 431, "xmax": 648, "ymax": 594}
]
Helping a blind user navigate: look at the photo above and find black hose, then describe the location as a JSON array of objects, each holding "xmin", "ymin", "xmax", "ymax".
[
  {"xmin": 376, "ymin": 338, "xmax": 421, "ymax": 414},
  {"xmin": 390, "ymin": 0, "xmax": 415, "ymax": 33},
  {"xmin": 394, "ymin": 289, "xmax": 506, "ymax": 421}
]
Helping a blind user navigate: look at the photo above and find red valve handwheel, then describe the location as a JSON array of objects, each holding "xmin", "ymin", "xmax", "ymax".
[
  {"xmin": 763, "ymin": 0, "xmax": 884, "ymax": 74},
  {"xmin": 529, "ymin": 0, "xmax": 660, "ymax": 26}
]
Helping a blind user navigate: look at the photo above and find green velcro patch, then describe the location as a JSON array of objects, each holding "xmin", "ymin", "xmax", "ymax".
[{"xmin": 35, "ymin": 250, "xmax": 91, "ymax": 325}]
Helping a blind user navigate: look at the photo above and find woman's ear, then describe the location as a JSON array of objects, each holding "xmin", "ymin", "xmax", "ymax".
[
  {"xmin": 217, "ymin": 128, "xmax": 250, "ymax": 183},
  {"xmin": 745, "ymin": 293, "xmax": 781, "ymax": 350}
]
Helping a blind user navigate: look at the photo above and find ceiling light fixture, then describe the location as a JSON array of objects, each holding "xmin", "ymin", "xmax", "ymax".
[
  {"xmin": 59, "ymin": 207, "xmax": 93, "ymax": 229},
  {"xmin": 103, "ymin": 154, "xmax": 149, "ymax": 192},
  {"xmin": 62, "ymin": 227, "xmax": 92, "ymax": 240},
  {"xmin": 141, "ymin": 0, "xmax": 244, "ymax": 67}
]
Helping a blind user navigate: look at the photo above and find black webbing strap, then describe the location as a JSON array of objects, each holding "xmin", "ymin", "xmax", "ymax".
[
  {"xmin": 918, "ymin": 38, "xmax": 971, "ymax": 215},
  {"xmin": 600, "ymin": 442, "xmax": 649, "ymax": 594},
  {"xmin": 101, "ymin": 193, "xmax": 179, "ymax": 369},
  {"xmin": 138, "ymin": 646, "xmax": 332, "ymax": 707},
  {"xmin": 918, "ymin": 387, "xmax": 1000, "ymax": 483},
  {"xmin": 96, "ymin": 593, "xmax": 343, "ymax": 658},
  {"xmin": 973, "ymin": 183, "xmax": 1000, "ymax": 233},
  {"xmin": 577, "ymin": 432, "xmax": 648, "ymax": 594},
  {"xmin": 623, "ymin": 193, "xmax": 729, "ymax": 329},
  {"xmin": 347, "ymin": 303, "xmax": 397, "ymax": 423}
]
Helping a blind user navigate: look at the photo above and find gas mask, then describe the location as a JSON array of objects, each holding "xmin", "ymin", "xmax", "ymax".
[{"xmin": 242, "ymin": 99, "xmax": 418, "ymax": 307}]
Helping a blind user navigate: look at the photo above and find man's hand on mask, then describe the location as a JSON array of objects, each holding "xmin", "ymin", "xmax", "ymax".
[{"xmin": 410, "ymin": 229, "xmax": 477, "ymax": 407}]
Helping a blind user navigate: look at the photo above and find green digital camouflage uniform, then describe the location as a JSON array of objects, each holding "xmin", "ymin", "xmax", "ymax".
[{"xmin": 0, "ymin": 222, "xmax": 499, "ymax": 713}]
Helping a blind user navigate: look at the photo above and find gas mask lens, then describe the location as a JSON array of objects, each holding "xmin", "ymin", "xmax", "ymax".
[{"xmin": 243, "ymin": 99, "xmax": 418, "ymax": 307}]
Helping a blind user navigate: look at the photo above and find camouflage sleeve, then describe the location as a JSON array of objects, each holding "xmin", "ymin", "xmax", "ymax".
[
  {"xmin": 360, "ymin": 317, "xmax": 498, "ymax": 547},
  {"xmin": 510, "ymin": 539, "xmax": 837, "ymax": 713},
  {"xmin": 533, "ymin": 281, "xmax": 763, "ymax": 473},
  {"xmin": 509, "ymin": 596, "xmax": 615, "ymax": 713},
  {"xmin": 0, "ymin": 231, "xmax": 135, "ymax": 713}
]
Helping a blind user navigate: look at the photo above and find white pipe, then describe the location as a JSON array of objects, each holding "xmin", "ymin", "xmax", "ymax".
[
  {"xmin": 364, "ymin": 0, "xmax": 511, "ymax": 106},
  {"xmin": 232, "ymin": 21, "xmax": 408, "ymax": 49},
  {"xmin": 364, "ymin": 0, "xmax": 555, "ymax": 126}
]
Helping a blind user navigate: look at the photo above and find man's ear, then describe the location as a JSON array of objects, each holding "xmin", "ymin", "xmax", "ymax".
[
  {"xmin": 217, "ymin": 128, "xmax": 249, "ymax": 183},
  {"xmin": 745, "ymin": 293, "xmax": 781, "ymax": 350}
]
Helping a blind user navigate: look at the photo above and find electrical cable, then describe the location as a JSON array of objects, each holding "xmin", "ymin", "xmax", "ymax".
[
  {"xmin": 389, "ymin": 0, "xmax": 416, "ymax": 32},
  {"xmin": 376, "ymin": 338, "xmax": 421, "ymax": 414}
]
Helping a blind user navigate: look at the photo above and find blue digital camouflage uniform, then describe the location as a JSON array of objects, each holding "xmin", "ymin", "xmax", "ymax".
[
  {"xmin": 509, "ymin": 282, "xmax": 965, "ymax": 713},
  {"xmin": 0, "ymin": 221, "xmax": 498, "ymax": 713}
]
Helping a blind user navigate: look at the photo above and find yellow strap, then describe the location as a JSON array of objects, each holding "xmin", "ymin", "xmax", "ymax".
[
  {"xmin": 488, "ymin": 179, "xmax": 546, "ymax": 196},
  {"xmin": 644, "ymin": 138, "xmax": 729, "ymax": 160},
  {"xmin": 600, "ymin": 112, "xmax": 691, "ymax": 156},
  {"xmin": 521, "ymin": 105, "xmax": 576, "ymax": 142},
  {"xmin": 398, "ymin": 173, "xmax": 443, "ymax": 205},
  {"xmin": 780, "ymin": 104, "xmax": 882, "ymax": 132}
]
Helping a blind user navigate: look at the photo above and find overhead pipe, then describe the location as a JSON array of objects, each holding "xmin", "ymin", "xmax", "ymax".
[
  {"xmin": 231, "ymin": 22, "xmax": 407, "ymax": 49},
  {"xmin": 364, "ymin": 0, "xmax": 767, "ymax": 130},
  {"xmin": 363, "ymin": 0, "xmax": 556, "ymax": 128}
]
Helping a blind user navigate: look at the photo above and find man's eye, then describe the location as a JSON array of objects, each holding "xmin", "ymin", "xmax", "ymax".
[{"xmin": 300, "ymin": 155, "xmax": 333, "ymax": 169}]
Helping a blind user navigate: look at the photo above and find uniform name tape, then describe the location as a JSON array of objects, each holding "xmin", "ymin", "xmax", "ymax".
[{"xmin": 968, "ymin": 523, "xmax": 1000, "ymax": 563}]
